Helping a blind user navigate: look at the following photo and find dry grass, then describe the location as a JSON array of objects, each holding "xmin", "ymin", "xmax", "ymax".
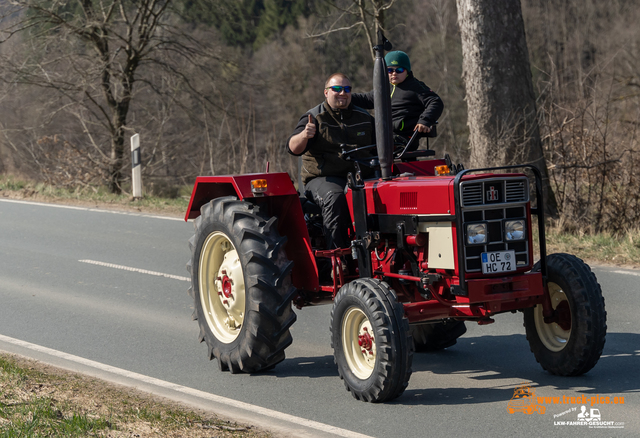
[
  {"xmin": 544, "ymin": 224, "xmax": 640, "ymax": 269},
  {"xmin": 0, "ymin": 354, "xmax": 271, "ymax": 438},
  {"xmin": 0, "ymin": 175, "xmax": 187, "ymax": 218}
]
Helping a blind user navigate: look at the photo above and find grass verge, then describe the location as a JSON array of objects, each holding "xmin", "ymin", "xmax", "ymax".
[
  {"xmin": 544, "ymin": 224, "xmax": 640, "ymax": 268},
  {"xmin": 0, "ymin": 175, "xmax": 189, "ymax": 218},
  {"xmin": 0, "ymin": 354, "xmax": 270, "ymax": 437}
]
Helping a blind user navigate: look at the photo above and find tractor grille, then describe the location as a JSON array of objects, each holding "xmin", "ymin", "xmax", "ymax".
[
  {"xmin": 460, "ymin": 177, "xmax": 530, "ymax": 273},
  {"xmin": 461, "ymin": 178, "xmax": 528, "ymax": 207}
]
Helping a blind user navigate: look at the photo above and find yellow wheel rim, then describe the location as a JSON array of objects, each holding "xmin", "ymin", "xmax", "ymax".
[
  {"xmin": 199, "ymin": 231, "xmax": 245, "ymax": 344},
  {"xmin": 342, "ymin": 307, "xmax": 376, "ymax": 380},
  {"xmin": 533, "ymin": 282, "xmax": 571, "ymax": 352}
]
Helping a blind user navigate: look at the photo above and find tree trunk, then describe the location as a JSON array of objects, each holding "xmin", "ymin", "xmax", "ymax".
[
  {"xmin": 108, "ymin": 129, "xmax": 125, "ymax": 194},
  {"xmin": 456, "ymin": 0, "xmax": 558, "ymax": 218}
]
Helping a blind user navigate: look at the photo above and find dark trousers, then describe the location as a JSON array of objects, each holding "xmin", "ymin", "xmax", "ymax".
[{"xmin": 305, "ymin": 176, "xmax": 352, "ymax": 249}]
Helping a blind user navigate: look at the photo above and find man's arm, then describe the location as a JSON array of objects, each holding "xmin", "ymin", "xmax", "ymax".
[
  {"xmin": 287, "ymin": 114, "xmax": 317, "ymax": 155},
  {"xmin": 350, "ymin": 91, "xmax": 375, "ymax": 109},
  {"xmin": 416, "ymin": 83, "xmax": 444, "ymax": 130}
]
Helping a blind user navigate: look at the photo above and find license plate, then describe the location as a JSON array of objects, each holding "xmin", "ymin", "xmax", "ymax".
[{"xmin": 481, "ymin": 250, "xmax": 516, "ymax": 274}]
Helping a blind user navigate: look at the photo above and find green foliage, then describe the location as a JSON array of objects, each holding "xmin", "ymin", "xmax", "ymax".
[
  {"xmin": 0, "ymin": 357, "xmax": 28, "ymax": 381},
  {"xmin": 254, "ymin": 0, "xmax": 308, "ymax": 48},
  {"xmin": 1, "ymin": 357, "xmax": 113, "ymax": 437},
  {"xmin": 0, "ymin": 399, "xmax": 113, "ymax": 436},
  {"xmin": 24, "ymin": 0, "xmax": 81, "ymax": 23},
  {"xmin": 23, "ymin": 0, "xmax": 107, "ymax": 34},
  {"xmin": 178, "ymin": 0, "xmax": 260, "ymax": 46},
  {"xmin": 0, "ymin": 176, "xmax": 26, "ymax": 191},
  {"xmin": 178, "ymin": 0, "xmax": 310, "ymax": 48},
  {"xmin": 0, "ymin": 354, "xmax": 259, "ymax": 437}
]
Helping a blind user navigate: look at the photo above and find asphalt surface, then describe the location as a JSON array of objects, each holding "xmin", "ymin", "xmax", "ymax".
[{"xmin": 0, "ymin": 198, "xmax": 638, "ymax": 437}]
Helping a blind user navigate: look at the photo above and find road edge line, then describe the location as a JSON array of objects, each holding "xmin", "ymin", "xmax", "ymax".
[
  {"xmin": 0, "ymin": 198, "xmax": 182, "ymax": 221},
  {"xmin": 0, "ymin": 334, "xmax": 372, "ymax": 438}
]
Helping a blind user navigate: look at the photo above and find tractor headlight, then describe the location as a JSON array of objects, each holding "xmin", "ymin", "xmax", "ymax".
[
  {"xmin": 505, "ymin": 219, "xmax": 525, "ymax": 241},
  {"xmin": 466, "ymin": 223, "xmax": 487, "ymax": 245}
]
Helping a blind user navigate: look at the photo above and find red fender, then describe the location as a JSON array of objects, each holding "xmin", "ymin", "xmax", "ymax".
[{"xmin": 185, "ymin": 173, "xmax": 320, "ymax": 292}]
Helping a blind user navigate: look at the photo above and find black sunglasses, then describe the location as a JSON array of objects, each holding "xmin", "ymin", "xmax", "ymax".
[
  {"xmin": 387, "ymin": 67, "xmax": 406, "ymax": 74},
  {"xmin": 326, "ymin": 85, "xmax": 352, "ymax": 93}
]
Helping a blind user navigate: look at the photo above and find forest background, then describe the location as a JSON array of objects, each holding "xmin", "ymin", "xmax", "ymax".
[{"xmin": 0, "ymin": 0, "xmax": 639, "ymax": 234}]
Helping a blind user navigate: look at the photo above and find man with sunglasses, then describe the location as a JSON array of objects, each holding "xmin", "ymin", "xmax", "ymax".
[
  {"xmin": 352, "ymin": 50, "xmax": 443, "ymax": 150},
  {"xmin": 287, "ymin": 73, "xmax": 375, "ymax": 251}
]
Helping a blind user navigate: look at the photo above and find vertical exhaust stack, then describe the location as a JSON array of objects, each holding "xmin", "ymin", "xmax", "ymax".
[{"xmin": 373, "ymin": 31, "xmax": 394, "ymax": 180}]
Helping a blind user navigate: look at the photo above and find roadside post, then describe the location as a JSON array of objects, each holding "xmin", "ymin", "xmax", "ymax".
[{"xmin": 131, "ymin": 134, "xmax": 142, "ymax": 198}]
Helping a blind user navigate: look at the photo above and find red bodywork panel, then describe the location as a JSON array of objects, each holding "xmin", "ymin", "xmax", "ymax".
[
  {"xmin": 185, "ymin": 173, "xmax": 320, "ymax": 292},
  {"xmin": 341, "ymin": 167, "xmax": 540, "ymax": 323},
  {"xmin": 346, "ymin": 173, "xmax": 461, "ymax": 275},
  {"xmin": 404, "ymin": 271, "xmax": 545, "ymax": 323},
  {"xmin": 185, "ymin": 166, "xmax": 542, "ymax": 320},
  {"xmin": 185, "ymin": 173, "xmax": 298, "ymax": 220},
  {"xmin": 365, "ymin": 177, "xmax": 453, "ymax": 215}
]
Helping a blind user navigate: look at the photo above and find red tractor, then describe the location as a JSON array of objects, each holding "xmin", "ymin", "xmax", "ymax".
[{"xmin": 184, "ymin": 37, "xmax": 606, "ymax": 403}]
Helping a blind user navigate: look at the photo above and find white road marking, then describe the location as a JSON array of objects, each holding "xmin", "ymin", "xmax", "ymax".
[
  {"xmin": 0, "ymin": 198, "xmax": 183, "ymax": 221},
  {"xmin": 0, "ymin": 334, "xmax": 372, "ymax": 438},
  {"xmin": 612, "ymin": 270, "xmax": 640, "ymax": 277},
  {"xmin": 600, "ymin": 353, "xmax": 636, "ymax": 358},
  {"xmin": 79, "ymin": 259, "xmax": 190, "ymax": 282}
]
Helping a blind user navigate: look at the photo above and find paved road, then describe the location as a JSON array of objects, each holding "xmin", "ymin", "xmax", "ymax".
[{"xmin": 1, "ymin": 198, "xmax": 638, "ymax": 437}]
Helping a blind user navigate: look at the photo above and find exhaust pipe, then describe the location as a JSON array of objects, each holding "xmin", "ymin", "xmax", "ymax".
[{"xmin": 373, "ymin": 31, "xmax": 394, "ymax": 180}]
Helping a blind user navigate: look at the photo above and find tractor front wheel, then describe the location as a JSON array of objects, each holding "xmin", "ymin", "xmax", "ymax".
[
  {"xmin": 331, "ymin": 278, "xmax": 413, "ymax": 402},
  {"xmin": 524, "ymin": 253, "xmax": 606, "ymax": 376},
  {"xmin": 187, "ymin": 197, "xmax": 297, "ymax": 373}
]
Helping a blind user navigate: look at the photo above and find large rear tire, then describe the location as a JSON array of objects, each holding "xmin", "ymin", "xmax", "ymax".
[
  {"xmin": 524, "ymin": 253, "xmax": 606, "ymax": 376},
  {"xmin": 331, "ymin": 278, "xmax": 413, "ymax": 402},
  {"xmin": 410, "ymin": 320, "xmax": 467, "ymax": 352},
  {"xmin": 187, "ymin": 197, "xmax": 297, "ymax": 373}
]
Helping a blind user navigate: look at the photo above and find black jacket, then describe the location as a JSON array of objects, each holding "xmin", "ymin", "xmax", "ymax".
[
  {"xmin": 286, "ymin": 102, "xmax": 375, "ymax": 184},
  {"xmin": 351, "ymin": 73, "xmax": 444, "ymax": 136}
]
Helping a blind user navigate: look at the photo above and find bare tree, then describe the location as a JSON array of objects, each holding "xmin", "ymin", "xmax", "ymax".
[
  {"xmin": 309, "ymin": 0, "xmax": 397, "ymax": 60},
  {"xmin": 456, "ymin": 0, "xmax": 558, "ymax": 217},
  {"xmin": 0, "ymin": 0, "xmax": 179, "ymax": 193}
]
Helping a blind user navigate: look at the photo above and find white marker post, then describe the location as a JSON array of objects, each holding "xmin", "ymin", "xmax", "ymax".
[{"xmin": 131, "ymin": 134, "xmax": 142, "ymax": 198}]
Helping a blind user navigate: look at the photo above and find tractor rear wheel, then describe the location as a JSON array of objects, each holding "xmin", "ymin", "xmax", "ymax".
[
  {"xmin": 524, "ymin": 253, "xmax": 606, "ymax": 376},
  {"xmin": 187, "ymin": 196, "xmax": 297, "ymax": 373},
  {"xmin": 410, "ymin": 320, "xmax": 467, "ymax": 352},
  {"xmin": 330, "ymin": 278, "xmax": 413, "ymax": 402}
]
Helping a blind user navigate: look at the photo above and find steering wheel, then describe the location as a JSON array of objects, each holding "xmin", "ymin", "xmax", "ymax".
[
  {"xmin": 338, "ymin": 144, "xmax": 380, "ymax": 169},
  {"xmin": 339, "ymin": 128, "xmax": 435, "ymax": 167}
]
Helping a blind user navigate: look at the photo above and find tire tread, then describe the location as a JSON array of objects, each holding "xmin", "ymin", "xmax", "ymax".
[
  {"xmin": 524, "ymin": 253, "xmax": 606, "ymax": 376},
  {"xmin": 187, "ymin": 196, "xmax": 296, "ymax": 373}
]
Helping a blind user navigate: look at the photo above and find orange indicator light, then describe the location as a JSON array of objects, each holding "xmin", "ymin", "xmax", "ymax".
[
  {"xmin": 435, "ymin": 165, "xmax": 450, "ymax": 176},
  {"xmin": 251, "ymin": 179, "xmax": 268, "ymax": 194}
]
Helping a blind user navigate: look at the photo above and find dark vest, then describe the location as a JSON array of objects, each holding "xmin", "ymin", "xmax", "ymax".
[{"xmin": 301, "ymin": 102, "xmax": 374, "ymax": 184}]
